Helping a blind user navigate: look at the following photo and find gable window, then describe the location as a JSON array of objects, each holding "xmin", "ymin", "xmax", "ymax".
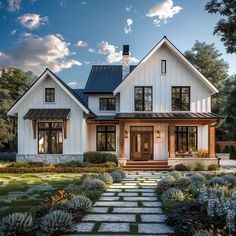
[
  {"xmin": 97, "ymin": 126, "xmax": 116, "ymax": 151},
  {"xmin": 175, "ymin": 126, "xmax": 197, "ymax": 152},
  {"xmin": 161, "ymin": 60, "xmax": 166, "ymax": 74},
  {"xmin": 38, "ymin": 122, "xmax": 63, "ymax": 154},
  {"xmin": 99, "ymin": 98, "xmax": 116, "ymax": 111},
  {"xmin": 172, "ymin": 86, "xmax": 190, "ymax": 111},
  {"xmin": 134, "ymin": 86, "xmax": 152, "ymax": 111},
  {"xmin": 45, "ymin": 88, "xmax": 55, "ymax": 103}
]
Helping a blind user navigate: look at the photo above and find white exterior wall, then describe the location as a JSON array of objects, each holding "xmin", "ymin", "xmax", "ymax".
[
  {"xmin": 16, "ymin": 77, "xmax": 85, "ymax": 155},
  {"xmin": 118, "ymin": 45, "xmax": 212, "ymax": 113}
]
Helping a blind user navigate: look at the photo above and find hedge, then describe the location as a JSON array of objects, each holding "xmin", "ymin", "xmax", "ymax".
[{"xmin": 84, "ymin": 152, "xmax": 117, "ymax": 164}]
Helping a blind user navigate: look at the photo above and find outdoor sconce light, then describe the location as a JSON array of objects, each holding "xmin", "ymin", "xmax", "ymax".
[
  {"xmin": 155, "ymin": 130, "xmax": 161, "ymax": 139},
  {"xmin": 124, "ymin": 130, "xmax": 129, "ymax": 138}
]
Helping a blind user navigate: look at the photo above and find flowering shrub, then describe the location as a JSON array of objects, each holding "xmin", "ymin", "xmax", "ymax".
[
  {"xmin": 99, "ymin": 173, "xmax": 113, "ymax": 185},
  {"xmin": 67, "ymin": 195, "xmax": 92, "ymax": 213},
  {"xmin": 208, "ymin": 176, "xmax": 225, "ymax": 187},
  {"xmin": 87, "ymin": 179, "xmax": 107, "ymax": 191},
  {"xmin": 190, "ymin": 173, "xmax": 206, "ymax": 183}
]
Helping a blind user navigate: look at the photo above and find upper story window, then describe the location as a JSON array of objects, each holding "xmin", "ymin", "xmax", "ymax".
[
  {"xmin": 134, "ymin": 86, "xmax": 152, "ymax": 111},
  {"xmin": 99, "ymin": 98, "xmax": 116, "ymax": 111},
  {"xmin": 172, "ymin": 86, "xmax": 190, "ymax": 111},
  {"xmin": 45, "ymin": 88, "xmax": 55, "ymax": 103},
  {"xmin": 161, "ymin": 60, "xmax": 166, "ymax": 74}
]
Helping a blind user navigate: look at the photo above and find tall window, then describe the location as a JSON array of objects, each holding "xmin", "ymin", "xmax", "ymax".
[
  {"xmin": 161, "ymin": 60, "xmax": 166, "ymax": 74},
  {"xmin": 45, "ymin": 88, "xmax": 55, "ymax": 102},
  {"xmin": 175, "ymin": 126, "xmax": 197, "ymax": 152},
  {"xmin": 99, "ymin": 98, "xmax": 116, "ymax": 111},
  {"xmin": 38, "ymin": 122, "xmax": 63, "ymax": 154},
  {"xmin": 172, "ymin": 86, "xmax": 190, "ymax": 111},
  {"xmin": 97, "ymin": 126, "xmax": 116, "ymax": 151},
  {"xmin": 134, "ymin": 86, "xmax": 152, "ymax": 111}
]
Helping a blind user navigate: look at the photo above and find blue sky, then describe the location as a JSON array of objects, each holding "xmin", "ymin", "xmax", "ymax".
[{"xmin": 0, "ymin": 0, "xmax": 235, "ymax": 88}]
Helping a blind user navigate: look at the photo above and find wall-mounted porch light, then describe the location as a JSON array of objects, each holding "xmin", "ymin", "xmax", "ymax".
[
  {"xmin": 124, "ymin": 130, "xmax": 129, "ymax": 138},
  {"xmin": 155, "ymin": 130, "xmax": 161, "ymax": 139}
]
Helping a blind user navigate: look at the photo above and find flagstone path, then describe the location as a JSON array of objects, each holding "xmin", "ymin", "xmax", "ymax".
[{"xmin": 74, "ymin": 171, "xmax": 174, "ymax": 235}]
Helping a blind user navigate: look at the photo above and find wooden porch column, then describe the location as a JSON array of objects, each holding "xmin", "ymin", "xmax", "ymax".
[
  {"xmin": 63, "ymin": 119, "xmax": 68, "ymax": 139},
  {"xmin": 32, "ymin": 120, "xmax": 36, "ymax": 139},
  {"xmin": 169, "ymin": 124, "xmax": 175, "ymax": 158},
  {"xmin": 208, "ymin": 123, "xmax": 216, "ymax": 158},
  {"xmin": 119, "ymin": 121, "xmax": 126, "ymax": 166}
]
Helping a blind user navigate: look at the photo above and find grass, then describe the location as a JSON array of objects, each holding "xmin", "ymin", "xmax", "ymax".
[{"xmin": 0, "ymin": 173, "xmax": 82, "ymax": 218}]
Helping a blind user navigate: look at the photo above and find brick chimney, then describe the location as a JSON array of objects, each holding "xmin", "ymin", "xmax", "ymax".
[{"xmin": 122, "ymin": 45, "xmax": 129, "ymax": 79}]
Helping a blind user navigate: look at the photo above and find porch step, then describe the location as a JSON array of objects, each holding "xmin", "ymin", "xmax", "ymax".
[
  {"xmin": 123, "ymin": 161, "xmax": 172, "ymax": 171},
  {"xmin": 126, "ymin": 161, "xmax": 168, "ymax": 166},
  {"xmin": 123, "ymin": 167, "xmax": 172, "ymax": 171}
]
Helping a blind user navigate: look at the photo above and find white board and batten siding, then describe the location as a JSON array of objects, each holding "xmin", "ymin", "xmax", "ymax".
[
  {"xmin": 118, "ymin": 45, "xmax": 212, "ymax": 113},
  {"xmin": 16, "ymin": 77, "xmax": 86, "ymax": 155}
]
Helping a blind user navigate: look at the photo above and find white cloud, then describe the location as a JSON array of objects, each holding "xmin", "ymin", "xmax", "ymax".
[
  {"xmin": 126, "ymin": 4, "xmax": 132, "ymax": 12},
  {"xmin": 7, "ymin": 0, "xmax": 21, "ymax": 11},
  {"xmin": 124, "ymin": 18, "xmax": 133, "ymax": 34},
  {"xmin": 67, "ymin": 81, "xmax": 77, "ymax": 87},
  {"xmin": 146, "ymin": 0, "xmax": 182, "ymax": 26},
  {"xmin": 18, "ymin": 13, "xmax": 48, "ymax": 30},
  {"xmin": 81, "ymin": 1, "xmax": 86, "ymax": 5},
  {"xmin": 75, "ymin": 40, "xmax": 88, "ymax": 47},
  {"xmin": 10, "ymin": 29, "xmax": 16, "ymax": 35},
  {"xmin": 0, "ymin": 34, "xmax": 82, "ymax": 74},
  {"xmin": 89, "ymin": 41, "xmax": 139, "ymax": 64}
]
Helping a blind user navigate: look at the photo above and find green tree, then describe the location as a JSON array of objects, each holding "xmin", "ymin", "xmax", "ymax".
[
  {"xmin": 205, "ymin": 0, "xmax": 236, "ymax": 54},
  {"xmin": 185, "ymin": 41, "xmax": 229, "ymax": 113},
  {"xmin": 0, "ymin": 68, "xmax": 35, "ymax": 150}
]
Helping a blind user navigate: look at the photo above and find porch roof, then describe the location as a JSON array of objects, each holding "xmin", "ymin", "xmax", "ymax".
[{"xmin": 24, "ymin": 109, "xmax": 71, "ymax": 120}]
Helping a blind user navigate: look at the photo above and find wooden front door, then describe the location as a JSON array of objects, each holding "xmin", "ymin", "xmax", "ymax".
[{"xmin": 130, "ymin": 126, "xmax": 153, "ymax": 161}]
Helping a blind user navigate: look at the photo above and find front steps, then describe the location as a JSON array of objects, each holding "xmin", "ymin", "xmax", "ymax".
[{"xmin": 122, "ymin": 160, "xmax": 172, "ymax": 171}]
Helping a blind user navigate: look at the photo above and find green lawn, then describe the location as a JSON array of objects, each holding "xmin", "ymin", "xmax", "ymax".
[{"xmin": 0, "ymin": 173, "xmax": 82, "ymax": 218}]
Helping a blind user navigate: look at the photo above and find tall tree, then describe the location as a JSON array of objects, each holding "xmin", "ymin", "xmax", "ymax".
[
  {"xmin": 205, "ymin": 0, "xmax": 236, "ymax": 53},
  {"xmin": 185, "ymin": 41, "xmax": 229, "ymax": 113},
  {"xmin": 0, "ymin": 68, "xmax": 35, "ymax": 150}
]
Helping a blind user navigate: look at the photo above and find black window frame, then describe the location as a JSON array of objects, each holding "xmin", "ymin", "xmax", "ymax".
[
  {"xmin": 96, "ymin": 125, "xmax": 116, "ymax": 151},
  {"xmin": 38, "ymin": 122, "xmax": 63, "ymax": 154},
  {"xmin": 134, "ymin": 86, "xmax": 153, "ymax": 111},
  {"xmin": 99, "ymin": 98, "xmax": 116, "ymax": 111},
  {"xmin": 171, "ymin": 86, "xmax": 190, "ymax": 111},
  {"xmin": 161, "ymin": 60, "xmax": 167, "ymax": 74},
  {"xmin": 45, "ymin": 88, "xmax": 55, "ymax": 103},
  {"xmin": 175, "ymin": 126, "xmax": 198, "ymax": 152}
]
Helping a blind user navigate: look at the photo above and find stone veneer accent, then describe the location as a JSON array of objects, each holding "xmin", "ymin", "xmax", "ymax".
[
  {"xmin": 168, "ymin": 157, "xmax": 218, "ymax": 167},
  {"xmin": 17, "ymin": 154, "xmax": 83, "ymax": 164}
]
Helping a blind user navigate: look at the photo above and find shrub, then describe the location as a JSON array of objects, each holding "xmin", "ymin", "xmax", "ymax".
[
  {"xmin": 193, "ymin": 230, "xmax": 214, "ymax": 236},
  {"xmin": 189, "ymin": 181, "xmax": 205, "ymax": 196},
  {"xmin": 87, "ymin": 179, "xmax": 107, "ymax": 191},
  {"xmin": 161, "ymin": 188, "xmax": 185, "ymax": 202},
  {"xmin": 215, "ymin": 143, "xmax": 221, "ymax": 153},
  {"xmin": 171, "ymin": 171, "xmax": 182, "ymax": 179},
  {"xmin": 208, "ymin": 176, "xmax": 225, "ymax": 186},
  {"xmin": 156, "ymin": 179, "xmax": 174, "ymax": 194},
  {"xmin": 194, "ymin": 162, "xmax": 207, "ymax": 171},
  {"xmin": 190, "ymin": 173, "xmax": 206, "ymax": 183},
  {"xmin": 55, "ymin": 161, "xmax": 82, "ymax": 167},
  {"xmin": 207, "ymin": 164, "xmax": 219, "ymax": 171},
  {"xmin": 0, "ymin": 212, "xmax": 33, "ymax": 235},
  {"xmin": 112, "ymin": 169, "xmax": 126, "ymax": 178},
  {"xmin": 110, "ymin": 171, "xmax": 122, "ymax": 183},
  {"xmin": 177, "ymin": 177, "xmax": 192, "ymax": 186},
  {"xmin": 99, "ymin": 173, "xmax": 113, "ymax": 185},
  {"xmin": 223, "ymin": 145, "xmax": 230, "ymax": 153},
  {"xmin": 40, "ymin": 210, "xmax": 74, "ymax": 234},
  {"xmin": 10, "ymin": 160, "xmax": 29, "ymax": 168},
  {"xmin": 175, "ymin": 164, "xmax": 190, "ymax": 171},
  {"xmin": 0, "ymin": 152, "xmax": 16, "ymax": 162},
  {"xmin": 222, "ymin": 174, "xmax": 236, "ymax": 187},
  {"xmin": 81, "ymin": 174, "xmax": 98, "ymax": 185},
  {"xmin": 67, "ymin": 195, "xmax": 92, "ymax": 213},
  {"xmin": 83, "ymin": 152, "xmax": 117, "ymax": 164},
  {"xmin": 230, "ymin": 145, "xmax": 236, "ymax": 159}
]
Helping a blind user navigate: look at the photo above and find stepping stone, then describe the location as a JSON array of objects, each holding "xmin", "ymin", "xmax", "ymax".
[
  {"xmin": 75, "ymin": 223, "xmax": 94, "ymax": 232},
  {"xmin": 107, "ymin": 189, "xmax": 122, "ymax": 192},
  {"xmin": 124, "ymin": 183, "xmax": 138, "ymax": 185},
  {"xmin": 100, "ymin": 197, "xmax": 120, "ymax": 201},
  {"xmin": 141, "ymin": 186, "xmax": 156, "ymax": 189},
  {"xmin": 139, "ymin": 183, "xmax": 157, "ymax": 186},
  {"xmin": 102, "ymin": 192, "xmax": 115, "ymax": 196},
  {"xmin": 111, "ymin": 185, "xmax": 138, "ymax": 189},
  {"xmin": 142, "ymin": 192, "xmax": 156, "ymax": 196},
  {"xmin": 142, "ymin": 201, "xmax": 162, "ymax": 207},
  {"xmin": 113, "ymin": 207, "xmax": 162, "ymax": 214},
  {"xmin": 90, "ymin": 207, "xmax": 108, "ymax": 213},
  {"xmin": 138, "ymin": 223, "xmax": 174, "ymax": 234},
  {"xmin": 82, "ymin": 214, "xmax": 135, "ymax": 222},
  {"xmin": 123, "ymin": 196, "xmax": 157, "ymax": 201},
  {"xmin": 141, "ymin": 214, "xmax": 167, "ymax": 222},
  {"xmin": 99, "ymin": 223, "xmax": 130, "ymax": 233},
  {"xmin": 94, "ymin": 201, "xmax": 138, "ymax": 207},
  {"xmin": 118, "ymin": 192, "xmax": 138, "ymax": 197},
  {"xmin": 125, "ymin": 189, "xmax": 154, "ymax": 192}
]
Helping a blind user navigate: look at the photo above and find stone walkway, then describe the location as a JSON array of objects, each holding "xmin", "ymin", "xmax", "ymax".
[{"xmin": 74, "ymin": 171, "xmax": 174, "ymax": 235}]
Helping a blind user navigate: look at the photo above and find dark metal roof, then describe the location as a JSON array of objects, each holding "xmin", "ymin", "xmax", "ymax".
[
  {"xmin": 115, "ymin": 112, "xmax": 221, "ymax": 119},
  {"xmin": 84, "ymin": 65, "xmax": 136, "ymax": 94},
  {"xmin": 73, "ymin": 89, "xmax": 88, "ymax": 105},
  {"xmin": 24, "ymin": 109, "xmax": 71, "ymax": 120}
]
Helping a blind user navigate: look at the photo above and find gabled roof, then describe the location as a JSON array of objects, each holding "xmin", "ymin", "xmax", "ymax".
[
  {"xmin": 114, "ymin": 36, "xmax": 219, "ymax": 95},
  {"xmin": 84, "ymin": 65, "xmax": 136, "ymax": 94},
  {"xmin": 73, "ymin": 89, "xmax": 88, "ymax": 105},
  {"xmin": 7, "ymin": 68, "xmax": 91, "ymax": 116}
]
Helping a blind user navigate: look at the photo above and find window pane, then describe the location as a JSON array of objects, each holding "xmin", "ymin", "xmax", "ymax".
[
  {"xmin": 172, "ymin": 87, "xmax": 190, "ymax": 111},
  {"xmin": 97, "ymin": 133, "xmax": 106, "ymax": 151},
  {"xmin": 161, "ymin": 60, "xmax": 166, "ymax": 74},
  {"xmin": 38, "ymin": 131, "xmax": 49, "ymax": 154},
  {"xmin": 38, "ymin": 122, "xmax": 49, "ymax": 129},
  {"xmin": 45, "ymin": 88, "xmax": 55, "ymax": 102},
  {"xmin": 51, "ymin": 122, "xmax": 62, "ymax": 129},
  {"xmin": 107, "ymin": 132, "xmax": 116, "ymax": 151},
  {"xmin": 51, "ymin": 131, "xmax": 63, "ymax": 154},
  {"xmin": 97, "ymin": 125, "xmax": 116, "ymax": 151},
  {"xmin": 135, "ymin": 87, "xmax": 152, "ymax": 111}
]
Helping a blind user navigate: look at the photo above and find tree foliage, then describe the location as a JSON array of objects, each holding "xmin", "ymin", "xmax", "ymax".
[
  {"xmin": 0, "ymin": 68, "xmax": 35, "ymax": 150},
  {"xmin": 185, "ymin": 41, "xmax": 229, "ymax": 113},
  {"xmin": 205, "ymin": 0, "xmax": 236, "ymax": 54}
]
